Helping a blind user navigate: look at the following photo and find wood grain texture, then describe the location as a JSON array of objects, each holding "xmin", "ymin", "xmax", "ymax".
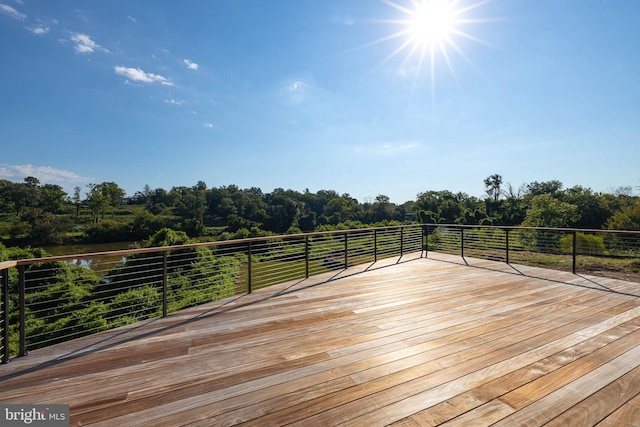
[{"xmin": 1, "ymin": 252, "xmax": 639, "ymax": 426}]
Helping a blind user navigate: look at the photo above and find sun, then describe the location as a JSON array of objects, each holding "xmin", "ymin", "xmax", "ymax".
[
  {"xmin": 374, "ymin": 0, "xmax": 492, "ymax": 89},
  {"xmin": 406, "ymin": 0, "xmax": 456, "ymax": 48}
]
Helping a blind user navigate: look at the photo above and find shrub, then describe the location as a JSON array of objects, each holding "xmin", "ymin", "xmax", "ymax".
[
  {"xmin": 559, "ymin": 232, "xmax": 606, "ymax": 256},
  {"xmin": 84, "ymin": 220, "xmax": 132, "ymax": 243},
  {"xmin": 108, "ymin": 285, "xmax": 162, "ymax": 321}
]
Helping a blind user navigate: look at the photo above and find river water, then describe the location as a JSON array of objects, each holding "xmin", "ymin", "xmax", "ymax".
[
  {"xmin": 42, "ymin": 241, "xmax": 138, "ymax": 256},
  {"xmin": 42, "ymin": 242, "xmax": 139, "ymax": 273}
]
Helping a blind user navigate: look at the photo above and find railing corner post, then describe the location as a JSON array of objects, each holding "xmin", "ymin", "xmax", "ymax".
[{"xmin": 1, "ymin": 267, "xmax": 9, "ymax": 364}]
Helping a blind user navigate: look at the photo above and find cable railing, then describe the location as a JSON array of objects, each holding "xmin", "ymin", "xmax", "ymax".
[
  {"xmin": 0, "ymin": 224, "xmax": 424, "ymax": 362},
  {"xmin": 1, "ymin": 223, "xmax": 639, "ymax": 364},
  {"xmin": 424, "ymin": 224, "xmax": 640, "ymax": 281}
]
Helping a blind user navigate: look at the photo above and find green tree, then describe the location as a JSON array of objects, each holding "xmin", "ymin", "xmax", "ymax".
[
  {"xmin": 40, "ymin": 184, "xmax": 67, "ymax": 213},
  {"xmin": 522, "ymin": 194, "xmax": 580, "ymax": 228},
  {"xmin": 562, "ymin": 186, "xmax": 611, "ymax": 229},
  {"xmin": 86, "ymin": 183, "xmax": 109, "ymax": 223},
  {"xmin": 484, "ymin": 174, "xmax": 503, "ymax": 204},
  {"xmin": 322, "ymin": 195, "xmax": 363, "ymax": 225},
  {"xmin": 72, "ymin": 186, "xmax": 82, "ymax": 217},
  {"xmin": 499, "ymin": 182, "xmax": 526, "ymax": 225},
  {"xmin": 173, "ymin": 184, "xmax": 206, "ymax": 227},
  {"xmin": 20, "ymin": 208, "xmax": 73, "ymax": 245},
  {"xmin": 440, "ymin": 199, "xmax": 470, "ymax": 224},
  {"xmin": 264, "ymin": 189, "xmax": 300, "ymax": 233},
  {"xmin": 130, "ymin": 210, "xmax": 167, "ymax": 240},
  {"xmin": 370, "ymin": 194, "xmax": 394, "ymax": 222},
  {"xmin": 86, "ymin": 182, "xmax": 126, "ymax": 223},
  {"xmin": 24, "ymin": 176, "xmax": 41, "ymax": 188},
  {"xmin": 99, "ymin": 182, "xmax": 126, "ymax": 209},
  {"xmin": 606, "ymin": 199, "xmax": 640, "ymax": 231},
  {"xmin": 2, "ymin": 180, "xmax": 39, "ymax": 216},
  {"xmin": 415, "ymin": 190, "xmax": 474, "ymax": 224},
  {"xmin": 526, "ymin": 180, "xmax": 564, "ymax": 198}
]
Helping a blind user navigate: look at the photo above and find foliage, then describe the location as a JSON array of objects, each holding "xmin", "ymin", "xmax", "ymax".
[
  {"xmin": 108, "ymin": 285, "xmax": 162, "ymax": 321},
  {"xmin": 167, "ymin": 250, "xmax": 239, "ymax": 311},
  {"xmin": 521, "ymin": 194, "xmax": 580, "ymax": 228},
  {"xmin": 2, "ymin": 226, "xmax": 245, "ymax": 356},
  {"xmin": 559, "ymin": 233, "xmax": 606, "ymax": 255},
  {"xmin": 129, "ymin": 210, "xmax": 170, "ymax": 240},
  {"xmin": 85, "ymin": 182, "xmax": 126, "ymax": 223},
  {"xmin": 1, "ymin": 174, "xmax": 639, "ymax": 249},
  {"xmin": 606, "ymin": 200, "xmax": 640, "ymax": 231},
  {"xmin": 147, "ymin": 227, "xmax": 190, "ymax": 247},
  {"xmin": 484, "ymin": 174, "xmax": 503, "ymax": 204},
  {"xmin": 84, "ymin": 219, "xmax": 133, "ymax": 243}
]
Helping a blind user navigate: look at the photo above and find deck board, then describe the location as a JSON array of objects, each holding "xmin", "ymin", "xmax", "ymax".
[{"xmin": 1, "ymin": 252, "xmax": 640, "ymax": 426}]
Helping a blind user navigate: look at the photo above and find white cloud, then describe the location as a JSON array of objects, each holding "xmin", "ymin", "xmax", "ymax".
[
  {"xmin": 203, "ymin": 123, "xmax": 214, "ymax": 128},
  {"xmin": 355, "ymin": 141, "xmax": 420, "ymax": 156},
  {"xmin": 127, "ymin": 15, "xmax": 137, "ymax": 22},
  {"xmin": 70, "ymin": 33, "xmax": 110, "ymax": 54},
  {"xmin": 27, "ymin": 25, "xmax": 49, "ymax": 35},
  {"xmin": 164, "ymin": 99, "xmax": 184, "ymax": 105},
  {"xmin": 381, "ymin": 141, "xmax": 418, "ymax": 152},
  {"xmin": 0, "ymin": 3, "xmax": 26, "ymax": 20},
  {"xmin": 114, "ymin": 66, "xmax": 174, "ymax": 86},
  {"xmin": 283, "ymin": 79, "xmax": 311, "ymax": 103},
  {"xmin": 183, "ymin": 59, "xmax": 199, "ymax": 70},
  {"xmin": 0, "ymin": 164, "xmax": 90, "ymax": 186}
]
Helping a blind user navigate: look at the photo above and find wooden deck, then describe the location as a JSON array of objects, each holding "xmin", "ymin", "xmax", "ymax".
[{"xmin": 2, "ymin": 252, "xmax": 640, "ymax": 426}]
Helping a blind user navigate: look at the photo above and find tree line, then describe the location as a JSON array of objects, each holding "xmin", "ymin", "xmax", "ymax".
[{"xmin": 0, "ymin": 175, "xmax": 639, "ymax": 246}]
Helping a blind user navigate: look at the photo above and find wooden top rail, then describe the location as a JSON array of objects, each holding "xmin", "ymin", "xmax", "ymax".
[{"xmin": 0, "ymin": 260, "xmax": 17, "ymax": 270}]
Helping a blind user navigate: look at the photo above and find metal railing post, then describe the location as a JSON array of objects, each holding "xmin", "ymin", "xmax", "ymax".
[
  {"xmin": 425, "ymin": 225, "xmax": 429, "ymax": 257},
  {"xmin": 162, "ymin": 251, "xmax": 168, "ymax": 317},
  {"xmin": 460, "ymin": 227, "xmax": 465, "ymax": 259},
  {"xmin": 572, "ymin": 231, "xmax": 577, "ymax": 274},
  {"xmin": 305, "ymin": 235, "xmax": 309, "ymax": 279},
  {"xmin": 400, "ymin": 227, "xmax": 404, "ymax": 259},
  {"xmin": 505, "ymin": 229, "xmax": 510, "ymax": 264},
  {"xmin": 374, "ymin": 229, "xmax": 378, "ymax": 262},
  {"xmin": 247, "ymin": 242, "xmax": 253, "ymax": 294},
  {"xmin": 2, "ymin": 268, "xmax": 9, "ymax": 364},
  {"xmin": 18, "ymin": 265, "xmax": 27, "ymax": 357},
  {"xmin": 344, "ymin": 233, "xmax": 348, "ymax": 268}
]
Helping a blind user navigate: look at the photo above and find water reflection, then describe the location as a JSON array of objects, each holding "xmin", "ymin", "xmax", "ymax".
[
  {"xmin": 68, "ymin": 255, "xmax": 128, "ymax": 274},
  {"xmin": 43, "ymin": 241, "xmax": 138, "ymax": 273}
]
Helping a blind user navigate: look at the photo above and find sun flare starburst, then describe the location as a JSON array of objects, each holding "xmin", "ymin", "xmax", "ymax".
[{"xmin": 375, "ymin": 0, "xmax": 492, "ymax": 90}]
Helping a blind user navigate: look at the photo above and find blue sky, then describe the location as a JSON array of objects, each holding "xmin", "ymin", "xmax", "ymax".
[{"xmin": 1, "ymin": 0, "xmax": 639, "ymax": 204}]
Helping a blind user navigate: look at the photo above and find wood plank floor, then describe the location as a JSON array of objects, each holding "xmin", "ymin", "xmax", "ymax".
[{"xmin": 1, "ymin": 252, "xmax": 640, "ymax": 426}]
